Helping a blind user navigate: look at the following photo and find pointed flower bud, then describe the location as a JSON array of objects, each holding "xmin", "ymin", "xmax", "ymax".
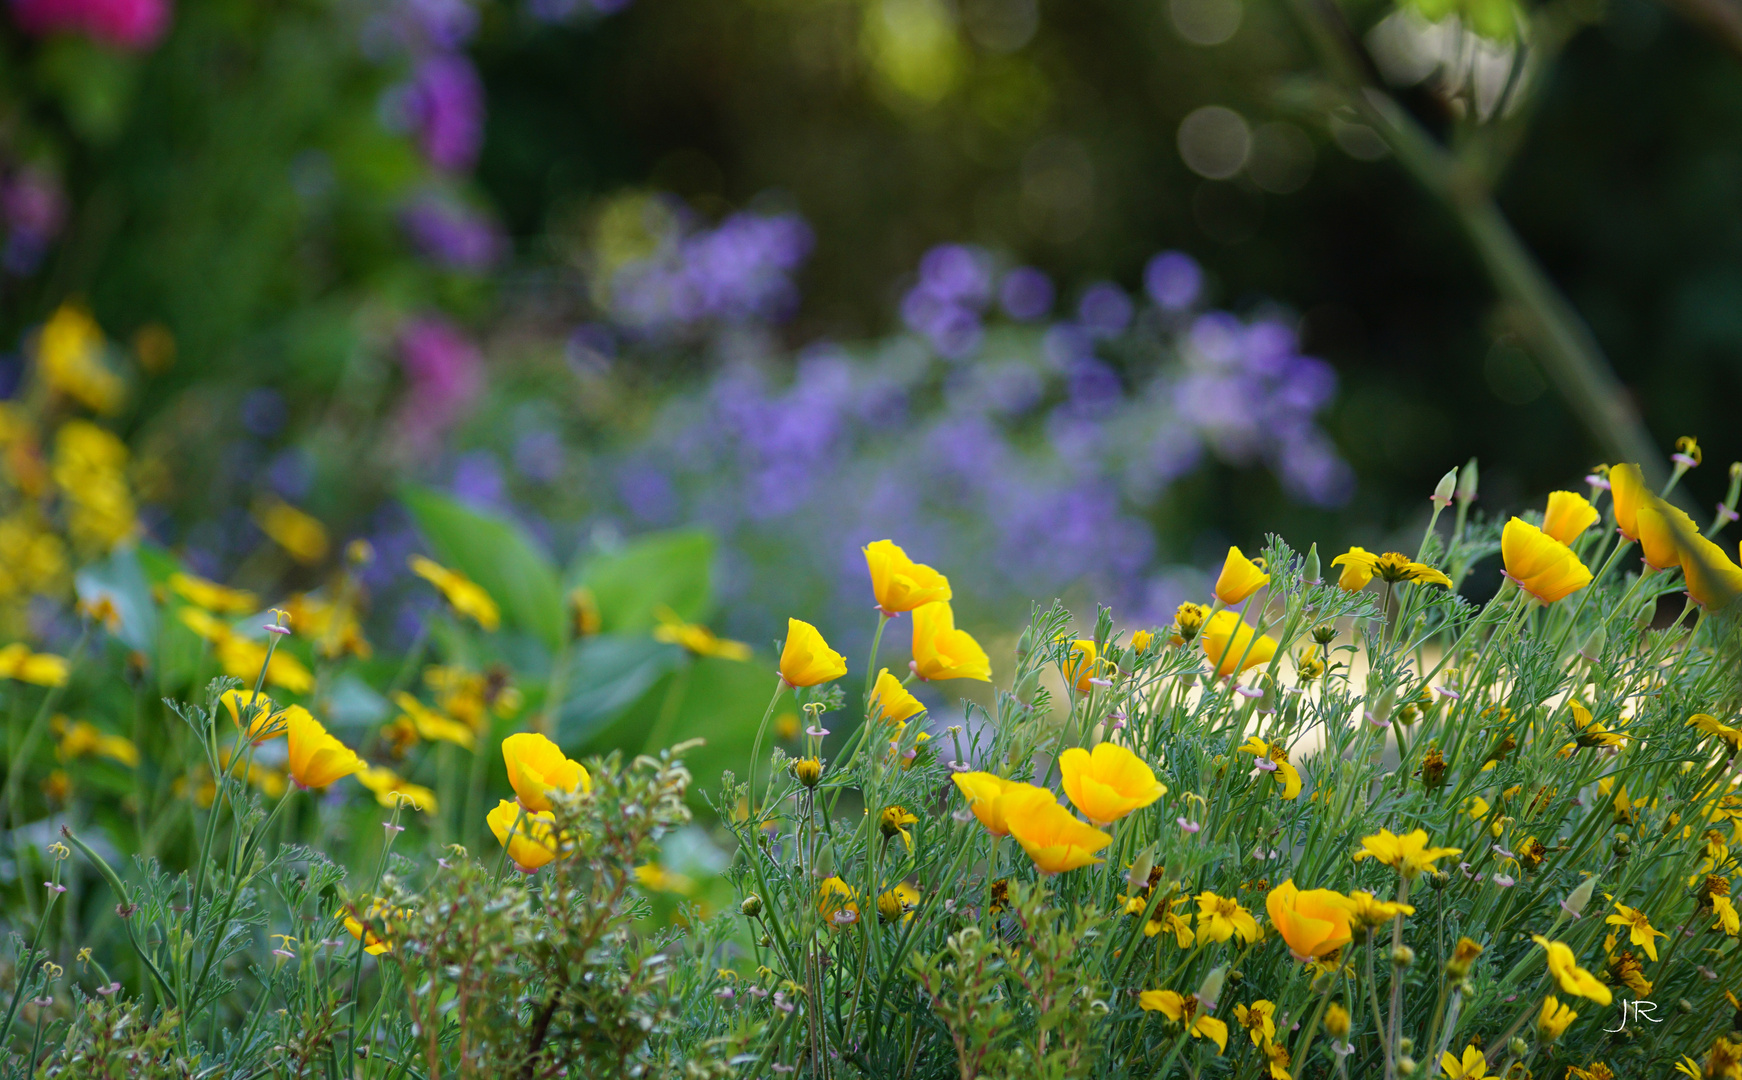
[
  {"xmin": 1303, "ymin": 543, "xmax": 1321, "ymax": 586},
  {"xmin": 1433, "ymin": 467, "xmax": 1458, "ymax": 509}
]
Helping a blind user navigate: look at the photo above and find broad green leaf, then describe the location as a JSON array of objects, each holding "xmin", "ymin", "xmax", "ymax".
[
  {"xmin": 555, "ymin": 635, "xmax": 684, "ymax": 747},
  {"xmin": 74, "ymin": 545, "xmax": 158, "ymax": 655},
  {"xmin": 401, "ymin": 487, "xmax": 566, "ymax": 652},
  {"xmin": 575, "ymin": 529, "xmax": 716, "ymax": 634}
]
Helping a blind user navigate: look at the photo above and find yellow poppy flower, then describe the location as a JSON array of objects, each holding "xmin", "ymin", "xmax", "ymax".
[
  {"xmin": 1537, "ymin": 995, "xmax": 1577, "ymax": 1043},
  {"xmin": 337, "ymin": 902, "xmax": 398, "ymax": 956},
  {"xmin": 777, "ymin": 618, "xmax": 848, "ymax": 687},
  {"xmin": 1214, "ymin": 546, "xmax": 1270, "ymax": 606},
  {"xmin": 951, "ymin": 772, "xmax": 1050, "ymax": 837},
  {"xmin": 501, "ymin": 731, "xmax": 591, "ymax": 812},
  {"xmin": 487, "ymin": 798, "xmax": 561, "ymax": 873},
  {"xmin": 652, "ymin": 606, "xmax": 752, "ymax": 660},
  {"xmin": 169, "ymin": 572, "xmax": 258, "ymax": 615},
  {"xmin": 284, "ymin": 708, "xmax": 363, "ymax": 789},
  {"xmin": 1058, "ymin": 742, "xmax": 1166, "ymax": 825},
  {"xmin": 868, "ymin": 668, "xmax": 925, "ymax": 724},
  {"xmin": 1501, "ymin": 517, "xmax": 1592, "ymax": 604},
  {"xmin": 1332, "ymin": 546, "xmax": 1377, "ymax": 590},
  {"xmin": 221, "ymin": 688, "xmax": 284, "ymax": 743},
  {"xmin": 817, "ymin": 876, "xmax": 859, "ymax": 928},
  {"xmin": 1265, "ymin": 879, "xmax": 1353, "ymax": 962},
  {"xmin": 1542, "ymin": 490, "xmax": 1599, "ymax": 545},
  {"xmin": 1062, "ymin": 638, "xmax": 1100, "ymax": 693},
  {"xmin": 1003, "ymin": 794, "xmax": 1112, "ymax": 875},
  {"xmin": 1194, "ymin": 891, "xmax": 1260, "ymax": 944},
  {"xmin": 1531, "ymin": 935, "xmax": 1613, "ymax": 1005},
  {"xmin": 863, "ymin": 539, "xmax": 952, "ymax": 615},
  {"xmin": 356, "ymin": 767, "xmax": 438, "ymax": 813},
  {"xmin": 1351, "ymin": 827, "xmax": 1461, "ymax": 878},
  {"xmin": 1200, "ymin": 610, "xmax": 1277, "ymax": 679},
  {"xmin": 1681, "ymin": 531, "xmax": 1742, "ymax": 610},
  {"xmin": 910, "ymin": 602, "xmax": 991, "ymax": 682},
  {"xmin": 1609, "ymin": 462, "xmax": 1648, "ymax": 541},
  {"xmin": 409, "ymin": 555, "xmax": 500, "ymax": 632},
  {"xmin": 1138, "ymin": 990, "xmax": 1228, "ymax": 1054},
  {"xmin": 1635, "ymin": 497, "xmax": 1699, "ymax": 571}
]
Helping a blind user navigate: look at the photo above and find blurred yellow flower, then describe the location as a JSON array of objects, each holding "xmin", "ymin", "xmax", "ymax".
[
  {"xmin": 37, "ymin": 304, "xmax": 123, "ymax": 414},
  {"xmin": 1680, "ymin": 531, "xmax": 1742, "ymax": 611},
  {"xmin": 1201, "ymin": 610, "xmax": 1277, "ymax": 679},
  {"xmin": 1062, "ymin": 638, "xmax": 1100, "ymax": 693},
  {"xmin": 1265, "ymin": 879, "xmax": 1353, "ymax": 962},
  {"xmin": 778, "ymin": 617, "xmax": 848, "ymax": 687},
  {"xmin": 1195, "ymin": 891, "xmax": 1260, "ymax": 944},
  {"xmin": 357, "ymin": 767, "xmax": 438, "ymax": 813},
  {"xmin": 1058, "ymin": 742, "xmax": 1166, "ymax": 825},
  {"xmin": 1214, "ymin": 546, "xmax": 1269, "ymax": 605},
  {"xmin": 52, "ymin": 717, "xmax": 137, "ymax": 766},
  {"xmin": 285, "ymin": 708, "xmax": 363, "ymax": 789},
  {"xmin": 222, "ymin": 688, "xmax": 284, "ymax": 743},
  {"xmin": 1003, "ymin": 793, "xmax": 1112, "ymax": 874},
  {"xmin": 1635, "ymin": 497, "xmax": 1698, "ymax": 571},
  {"xmin": 282, "ymin": 592, "xmax": 372, "ymax": 660},
  {"xmin": 1138, "ymin": 990, "xmax": 1227, "ymax": 1054},
  {"xmin": 502, "ymin": 731, "xmax": 591, "ymax": 812},
  {"xmin": 338, "ymin": 903, "xmax": 395, "ymax": 956},
  {"xmin": 1501, "ymin": 517, "xmax": 1591, "ymax": 604},
  {"xmin": 1543, "ymin": 490, "xmax": 1599, "ymax": 545},
  {"xmin": 409, "ymin": 555, "xmax": 499, "ymax": 631},
  {"xmin": 1537, "ymin": 995, "xmax": 1577, "ymax": 1043},
  {"xmin": 817, "ymin": 876, "xmax": 859, "ymax": 928},
  {"xmin": 653, "ymin": 606, "xmax": 751, "ymax": 660},
  {"xmin": 910, "ymin": 601, "xmax": 991, "ymax": 682},
  {"xmin": 951, "ymin": 772, "xmax": 1048, "ymax": 837},
  {"xmin": 1352, "ymin": 827, "xmax": 1461, "ymax": 878},
  {"xmin": 1532, "ymin": 935, "xmax": 1612, "ymax": 1005},
  {"xmin": 254, "ymin": 497, "xmax": 329, "ymax": 565},
  {"xmin": 216, "ymin": 635, "xmax": 312, "ymax": 694},
  {"xmin": 488, "ymin": 799, "xmax": 561, "ymax": 873},
  {"xmin": 863, "ymin": 539, "xmax": 951, "ymax": 615},
  {"xmin": 1609, "ymin": 462, "xmax": 1648, "ymax": 541},
  {"xmin": 868, "ymin": 668, "xmax": 925, "ymax": 724},
  {"xmin": 54, "ymin": 422, "xmax": 135, "ymax": 551},
  {"xmin": 0, "ymin": 643, "xmax": 68, "ymax": 686},
  {"xmin": 633, "ymin": 863, "xmax": 695, "ymax": 895},
  {"xmin": 170, "ymin": 572, "xmax": 258, "ymax": 615}
]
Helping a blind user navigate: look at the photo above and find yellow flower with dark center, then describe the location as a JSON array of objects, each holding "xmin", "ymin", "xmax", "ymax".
[
  {"xmin": 1201, "ymin": 611, "xmax": 1277, "ymax": 680},
  {"xmin": 879, "ymin": 805, "xmax": 918, "ymax": 851},
  {"xmin": 652, "ymin": 606, "xmax": 751, "ymax": 661},
  {"xmin": 1214, "ymin": 546, "xmax": 1270, "ymax": 606},
  {"xmin": 1636, "ymin": 496, "xmax": 1699, "ymax": 571},
  {"xmin": 1331, "ymin": 548, "xmax": 1452, "ymax": 588},
  {"xmin": 1542, "ymin": 490, "xmax": 1600, "ymax": 545},
  {"xmin": 222, "ymin": 688, "xmax": 284, "ymax": 743},
  {"xmin": 170, "ymin": 572, "xmax": 258, "ymax": 615},
  {"xmin": 1195, "ymin": 891, "xmax": 1260, "ymax": 944},
  {"xmin": 1567, "ymin": 1065, "xmax": 1615, "ymax": 1080},
  {"xmin": 356, "ymin": 767, "xmax": 438, "ymax": 813},
  {"xmin": 792, "ymin": 757, "xmax": 824, "ymax": 788},
  {"xmin": 1138, "ymin": 990, "xmax": 1228, "ymax": 1054},
  {"xmin": 910, "ymin": 602, "xmax": 991, "ymax": 682},
  {"xmin": 1681, "ymin": 530, "xmax": 1742, "ymax": 611},
  {"xmin": 1003, "ymin": 793, "xmax": 1112, "ymax": 874},
  {"xmin": 1172, "ymin": 602, "xmax": 1210, "ymax": 644},
  {"xmin": 1536, "ymin": 995, "xmax": 1577, "ymax": 1043},
  {"xmin": 487, "ymin": 799, "xmax": 561, "ymax": 873},
  {"xmin": 1690, "ymin": 713, "xmax": 1742, "ymax": 751},
  {"xmin": 1609, "ymin": 462, "xmax": 1648, "ymax": 541},
  {"xmin": 1237, "ymin": 736, "xmax": 1302, "ymax": 800},
  {"xmin": 1265, "ymin": 879, "xmax": 1353, "ymax": 962},
  {"xmin": 1062, "ymin": 639, "xmax": 1101, "ymax": 693},
  {"xmin": 1604, "ymin": 902, "xmax": 1669, "ymax": 961},
  {"xmin": 1518, "ymin": 837, "xmax": 1548, "ymax": 871},
  {"xmin": 285, "ymin": 709, "xmax": 363, "ymax": 790},
  {"xmin": 1261, "ymin": 1040, "xmax": 1292, "ymax": 1080},
  {"xmin": 877, "ymin": 882, "xmax": 920, "ymax": 923},
  {"xmin": 1058, "ymin": 742, "xmax": 1166, "ymax": 825},
  {"xmin": 1295, "ymin": 645, "xmax": 1324, "ymax": 682},
  {"xmin": 502, "ymin": 732, "xmax": 591, "ymax": 812},
  {"xmin": 1532, "ymin": 935, "xmax": 1613, "ymax": 1005},
  {"xmin": 0, "ymin": 643, "xmax": 69, "ymax": 687},
  {"xmin": 1352, "ymin": 828, "xmax": 1461, "ymax": 878},
  {"xmin": 409, "ymin": 555, "xmax": 500, "ymax": 631},
  {"xmin": 1233, "ymin": 999, "xmax": 1276, "ymax": 1046},
  {"xmin": 778, "ymin": 617, "xmax": 848, "ymax": 687},
  {"xmin": 1131, "ymin": 629, "xmax": 1155, "ymax": 653},
  {"xmin": 868, "ymin": 668, "xmax": 925, "ymax": 724},
  {"xmin": 254, "ymin": 498, "xmax": 329, "ymax": 565},
  {"xmin": 817, "ymin": 876, "xmax": 859, "ymax": 928},
  {"xmin": 1704, "ymin": 1038, "xmax": 1742, "ymax": 1080},
  {"xmin": 1501, "ymin": 517, "xmax": 1592, "ymax": 604},
  {"xmin": 1346, "ymin": 890, "xmax": 1415, "ymax": 931},
  {"xmin": 1602, "ymin": 937, "xmax": 1652, "ymax": 997},
  {"xmin": 1440, "ymin": 1044, "xmax": 1489, "ymax": 1079},
  {"xmin": 1566, "ymin": 702, "xmax": 1623, "ymax": 749},
  {"xmin": 863, "ymin": 539, "xmax": 952, "ymax": 615}
]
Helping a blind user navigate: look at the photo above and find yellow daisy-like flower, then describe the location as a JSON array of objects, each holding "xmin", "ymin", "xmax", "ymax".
[
  {"xmin": 409, "ymin": 555, "xmax": 500, "ymax": 632},
  {"xmin": 1232, "ymin": 999, "xmax": 1276, "ymax": 1047},
  {"xmin": 1237, "ymin": 736, "xmax": 1302, "ymax": 800},
  {"xmin": 1194, "ymin": 891, "xmax": 1260, "ymax": 944},
  {"xmin": 1532, "ymin": 935, "xmax": 1613, "ymax": 1005},
  {"xmin": 1604, "ymin": 902, "xmax": 1669, "ymax": 962},
  {"xmin": 1440, "ymin": 1044, "xmax": 1489, "ymax": 1079},
  {"xmin": 1138, "ymin": 990, "xmax": 1228, "ymax": 1054},
  {"xmin": 1346, "ymin": 890, "xmax": 1415, "ymax": 930},
  {"xmin": 879, "ymin": 805, "xmax": 919, "ymax": 851},
  {"xmin": 1351, "ymin": 827, "xmax": 1461, "ymax": 878},
  {"xmin": 1536, "ymin": 995, "xmax": 1577, "ymax": 1043}
]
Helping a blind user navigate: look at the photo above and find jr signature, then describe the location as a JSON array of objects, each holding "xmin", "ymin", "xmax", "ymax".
[{"xmin": 1603, "ymin": 998, "xmax": 1661, "ymax": 1033}]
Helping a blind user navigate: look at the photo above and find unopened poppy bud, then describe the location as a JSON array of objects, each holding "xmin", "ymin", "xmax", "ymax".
[
  {"xmin": 1014, "ymin": 668, "xmax": 1042, "ymax": 705},
  {"xmin": 1434, "ymin": 467, "xmax": 1458, "ymax": 508},
  {"xmin": 1127, "ymin": 845, "xmax": 1155, "ymax": 894},
  {"xmin": 1579, "ymin": 624, "xmax": 1606, "ymax": 662},
  {"xmin": 1196, "ymin": 965, "xmax": 1226, "ymax": 1011},
  {"xmin": 1303, "ymin": 543, "xmax": 1322, "ymax": 586},
  {"xmin": 1456, "ymin": 458, "xmax": 1478, "ymax": 503},
  {"xmin": 1016, "ymin": 627, "xmax": 1034, "ymax": 661},
  {"xmin": 1391, "ymin": 945, "xmax": 1415, "ymax": 968},
  {"xmin": 1563, "ymin": 874, "xmax": 1597, "ymax": 918},
  {"xmin": 1635, "ymin": 598, "xmax": 1657, "ymax": 631},
  {"xmin": 741, "ymin": 894, "xmax": 763, "ymax": 918}
]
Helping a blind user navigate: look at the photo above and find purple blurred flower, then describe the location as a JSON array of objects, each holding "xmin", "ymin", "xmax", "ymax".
[
  {"xmin": 612, "ymin": 211, "xmax": 813, "ymax": 336},
  {"xmin": 240, "ymin": 388, "xmax": 287, "ymax": 438},
  {"xmin": 399, "ymin": 55, "xmax": 485, "ymax": 172},
  {"xmin": 1145, "ymin": 251, "xmax": 1203, "ymax": 312},
  {"xmin": 1077, "ymin": 282, "xmax": 1133, "ymax": 338},
  {"xmin": 514, "ymin": 429, "xmax": 564, "ymax": 484},
  {"xmin": 1000, "ymin": 267, "xmax": 1053, "ymax": 321},
  {"xmin": 450, "ymin": 451, "xmax": 505, "ymax": 509},
  {"xmin": 396, "ymin": 315, "xmax": 482, "ymax": 448},
  {"xmin": 401, "ymin": 194, "xmax": 504, "ymax": 271},
  {"xmin": 1, "ymin": 168, "xmax": 65, "ymax": 275},
  {"xmin": 902, "ymin": 244, "xmax": 993, "ymax": 359}
]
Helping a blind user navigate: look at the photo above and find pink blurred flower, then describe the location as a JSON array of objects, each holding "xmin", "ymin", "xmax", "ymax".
[
  {"xmin": 395, "ymin": 315, "xmax": 481, "ymax": 449},
  {"xmin": 11, "ymin": 0, "xmax": 170, "ymax": 49}
]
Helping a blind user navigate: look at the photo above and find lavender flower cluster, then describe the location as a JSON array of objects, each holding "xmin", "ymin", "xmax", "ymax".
[{"xmin": 608, "ymin": 207, "xmax": 815, "ymax": 340}]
